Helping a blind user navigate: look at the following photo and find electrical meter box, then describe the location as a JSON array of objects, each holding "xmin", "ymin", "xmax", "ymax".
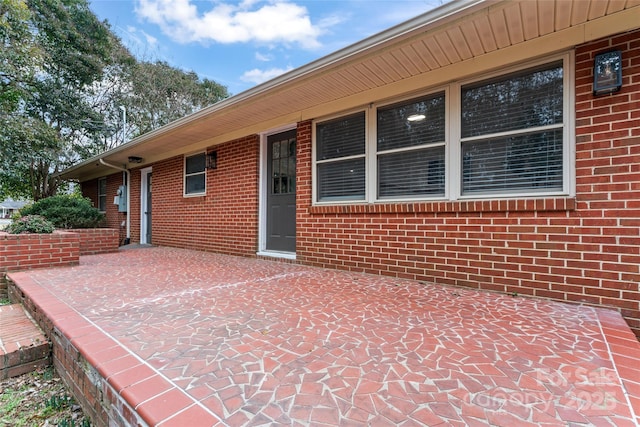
[{"xmin": 116, "ymin": 185, "xmax": 128, "ymax": 212}]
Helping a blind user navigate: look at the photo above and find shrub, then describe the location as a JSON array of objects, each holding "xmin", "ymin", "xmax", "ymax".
[
  {"xmin": 6, "ymin": 215, "xmax": 55, "ymax": 234},
  {"xmin": 18, "ymin": 195, "xmax": 105, "ymax": 229}
]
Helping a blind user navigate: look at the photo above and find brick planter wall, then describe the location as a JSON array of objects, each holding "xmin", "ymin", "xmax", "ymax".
[
  {"xmin": 0, "ymin": 228, "xmax": 118, "ymax": 298},
  {"xmin": 69, "ymin": 228, "xmax": 119, "ymax": 256},
  {"xmin": 0, "ymin": 231, "xmax": 79, "ymax": 298}
]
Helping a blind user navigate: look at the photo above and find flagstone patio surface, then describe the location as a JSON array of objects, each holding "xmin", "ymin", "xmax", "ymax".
[{"xmin": 7, "ymin": 246, "xmax": 640, "ymax": 426}]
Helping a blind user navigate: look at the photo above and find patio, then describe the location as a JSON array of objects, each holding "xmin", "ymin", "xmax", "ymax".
[{"xmin": 7, "ymin": 246, "xmax": 640, "ymax": 426}]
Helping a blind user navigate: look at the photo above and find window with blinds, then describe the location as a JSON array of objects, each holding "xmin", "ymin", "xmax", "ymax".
[
  {"xmin": 316, "ymin": 112, "xmax": 366, "ymax": 201},
  {"xmin": 377, "ymin": 93, "xmax": 445, "ymax": 198},
  {"xmin": 184, "ymin": 152, "xmax": 206, "ymax": 196},
  {"xmin": 312, "ymin": 55, "xmax": 570, "ymax": 204},
  {"xmin": 461, "ymin": 63, "xmax": 564, "ymax": 195}
]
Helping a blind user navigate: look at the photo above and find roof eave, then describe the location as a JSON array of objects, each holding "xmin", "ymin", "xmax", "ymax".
[{"xmin": 57, "ymin": 0, "xmax": 487, "ymax": 181}]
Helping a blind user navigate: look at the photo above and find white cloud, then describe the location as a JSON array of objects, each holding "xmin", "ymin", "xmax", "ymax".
[
  {"xmin": 316, "ymin": 13, "xmax": 346, "ymax": 31},
  {"xmin": 241, "ymin": 66, "xmax": 294, "ymax": 84},
  {"xmin": 143, "ymin": 32, "xmax": 158, "ymax": 46},
  {"xmin": 255, "ymin": 52, "xmax": 273, "ymax": 62},
  {"xmin": 121, "ymin": 25, "xmax": 158, "ymax": 49},
  {"xmin": 135, "ymin": 0, "xmax": 323, "ymax": 49}
]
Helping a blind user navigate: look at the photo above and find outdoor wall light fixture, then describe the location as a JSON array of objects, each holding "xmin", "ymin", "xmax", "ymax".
[
  {"xmin": 593, "ymin": 51, "xmax": 622, "ymax": 95},
  {"xmin": 407, "ymin": 113, "xmax": 426, "ymax": 122},
  {"xmin": 206, "ymin": 151, "xmax": 218, "ymax": 170},
  {"xmin": 128, "ymin": 156, "xmax": 143, "ymax": 163}
]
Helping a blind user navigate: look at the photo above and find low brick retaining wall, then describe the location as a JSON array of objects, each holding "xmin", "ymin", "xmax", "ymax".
[
  {"xmin": 7, "ymin": 274, "xmax": 143, "ymax": 427},
  {"xmin": 69, "ymin": 228, "xmax": 119, "ymax": 256},
  {"xmin": 0, "ymin": 231, "xmax": 79, "ymax": 298},
  {"xmin": 0, "ymin": 304, "xmax": 50, "ymax": 379},
  {"xmin": 0, "ymin": 228, "xmax": 118, "ymax": 298}
]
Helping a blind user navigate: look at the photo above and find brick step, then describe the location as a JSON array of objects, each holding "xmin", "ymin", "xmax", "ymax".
[{"xmin": 0, "ymin": 304, "xmax": 51, "ymax": 379}]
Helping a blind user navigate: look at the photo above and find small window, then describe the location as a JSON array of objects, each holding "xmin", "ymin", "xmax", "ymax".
[
  {"xmin": 316, "ymin": 112, "xmax": 366, "ymax": 201},
  {"xmin": 460, "ymin": 62, "xmax": 564, "ymax": 195},
  {"xmin": 184, "ymin": 152, "xmax": 206, "ymax": 196},
  {"xmin": 98, "ymin": 178, "xmax": 107, "ymax": 211}
]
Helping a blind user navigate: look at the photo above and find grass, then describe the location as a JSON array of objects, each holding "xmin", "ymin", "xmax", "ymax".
[
  {"xmin": 1, "ymin": 293, "xmax": 92, "ymax": 425},
  {"xmin": 0, "ymin": 365, "xmax": 91, "ymax": 427}
]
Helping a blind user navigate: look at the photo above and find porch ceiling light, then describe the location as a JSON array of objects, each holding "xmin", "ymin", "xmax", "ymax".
[
  {"xmin": 407, "ymin": 113, "xmax": 426, "ymax": 122},
  {"xmin": 128, "ymin": 156, "xmax": 143, "ymax": 164}
]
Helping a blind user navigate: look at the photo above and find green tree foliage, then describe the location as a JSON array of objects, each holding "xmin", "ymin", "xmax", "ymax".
[
  {"xmin": 0, "ymin": 0, "xmax": 40, "ymax": 112},
  {"xmin": 79, "ymin": 58, "xmax": 229, "ymax": 158},
  {"xmin": 129, "ymin": 61, "xmax": 229, "ymax": 135},
  {"xmin": 0, "ymin": 115, "xmax": 61, "ymax": 199},
  {"xmin": 1, "ymin": 0, "xmax": 229, "ymax": 200},
  {"xmin": 1, "ymin": 0, "xmax": 115, "ymax": 201},
  {"xmin": 86, "ymin": 59, "xmax": 229, "ymax": 154},
  {"xmin": 6, "ymin": 214, "xmax": 55, "ymax": 233},
  {"xmin": 18, "ymin": 194, "xmax": 105, "ymax": 228}
]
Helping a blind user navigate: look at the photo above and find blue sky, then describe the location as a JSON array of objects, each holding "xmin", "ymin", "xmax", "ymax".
[{"xmin": 89, "ymin": 0, "xmax": 447, "ymax": 95}]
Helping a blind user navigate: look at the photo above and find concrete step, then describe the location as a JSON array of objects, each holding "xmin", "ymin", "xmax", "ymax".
[{"xmin": 0, "ymin": 304, "xmax": 50, "ymax": 379}]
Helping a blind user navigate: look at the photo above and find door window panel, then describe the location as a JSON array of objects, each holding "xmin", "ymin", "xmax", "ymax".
[{"xmin": 272, "ymin": 138, "xmax": 296, "ymax": 194}]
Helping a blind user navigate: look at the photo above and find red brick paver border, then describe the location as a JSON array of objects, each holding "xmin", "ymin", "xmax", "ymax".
[
  {"xmin": 8, "ymin": 247, "xmax": 640, "ymax": 426},
  {"xmin": 0, "ymin": 304, "xmax": 50, "ymax": 379}
]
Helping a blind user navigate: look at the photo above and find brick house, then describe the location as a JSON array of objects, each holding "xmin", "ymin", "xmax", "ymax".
[{"xmin": 60, "ymin": 0, "xmax": 640, "ymax": 337}]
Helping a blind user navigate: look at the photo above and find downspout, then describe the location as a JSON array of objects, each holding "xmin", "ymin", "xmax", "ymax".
[{"xmin": 98, "ymin": 159, "xmax": 130, "ymax": 244}]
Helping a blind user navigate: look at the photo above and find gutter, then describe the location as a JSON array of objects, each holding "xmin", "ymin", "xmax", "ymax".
[{"xmin": 98, "ymin": 159, "xmax": 130, "ymax": 244}]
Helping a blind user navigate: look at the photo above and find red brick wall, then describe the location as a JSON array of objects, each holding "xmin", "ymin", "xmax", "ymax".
[
  {"xmin": 574, "ymin": 30, "xmax": 640, "ymax": 333},
  {"xmin": 82, "ymin": 172, "xmax": 138, "ymax": 245},
  {"xmin": 297, "ymin": 30, "xmax": 640, "ymax": 337},
  {"xmin": 77, "ymin": 31, "xmax": 639, "ymax": 336},
  {"xmin": 0, "ymin": 231, "xmax": 80, "ymax": 297},
  {"xmin": 151, "ymin": 136, "xmax": 260, "ymax": 255},
  {"xmin": 0, "ymin": 231, "xmax": 80, "ymax": 272},
  {"xmin": 82, "ymin": 180, "xmax": 98, "ymax": 208},
  {"xmin": 69, "ymin": 229, "xmax": 119, "ymax": 255}
]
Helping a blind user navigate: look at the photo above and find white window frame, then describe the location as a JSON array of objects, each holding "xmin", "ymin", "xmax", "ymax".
[
  {"xmin": 453, "ymin": 52, "xmax": 574, "ymax": 200},
  {"xmin": 373, "ymin": 89, "xmax": 449, "ymax": 202},
  {"xmin": 97, "ymin": 177, "xmax": 107, "ymax": 212},
  {"xmin": 183, "ymin": 151, "xmax": 207, "ymax": 197},
  {"xmin": 312, "ymin": 52, "xmax": 574, "ymax": 205},
  {"xmin": 313, "ymin": 110, "xmax": 368, "ymax": 203}
]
